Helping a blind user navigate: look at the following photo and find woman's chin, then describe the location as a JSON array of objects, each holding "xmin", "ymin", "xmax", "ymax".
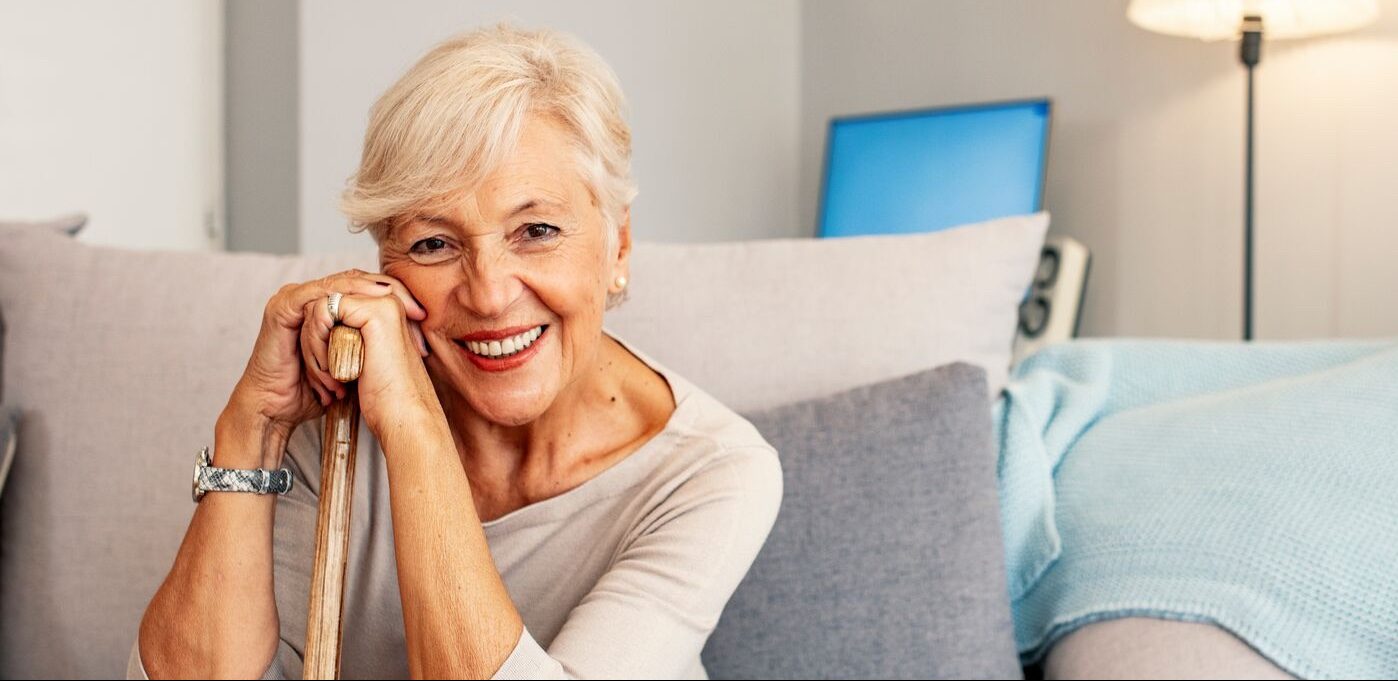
[
  {"xmin": 482, "ymin": 409, "xmax": 546, "ymax": 428},
  {"xmin": 467, "ymin": 390, "xmax": 553, "ymax": 427}
]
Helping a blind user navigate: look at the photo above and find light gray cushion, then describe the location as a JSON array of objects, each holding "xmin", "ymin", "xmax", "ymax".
[
  {"xmin": 0, "ymin": 213, "xmax": 1040, "ymax": 678},
  {"xmin": 0, "ymin": 228, "xmax": 377, "ymax": 679},
  {"xmin": 0, "ymin": 215, "xmax": 84, "ymax": 400},
  {"xmin": 609, "ymin": 213, "xmax": 1047, "ymax": 411},
  {"xmin": 704, "ymin": 363, "xmax": 1021, "ymax": 680}
]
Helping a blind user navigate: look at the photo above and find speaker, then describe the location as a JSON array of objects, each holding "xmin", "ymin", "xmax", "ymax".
[{"xmin": 1013, "ymin": 235, "xmax": 1091, "ymax": 363}]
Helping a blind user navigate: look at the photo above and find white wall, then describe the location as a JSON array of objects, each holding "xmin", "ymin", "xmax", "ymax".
[
  {"xmin": 298, "ymin": 0, "xmax": 802, "ymax": 254},
  {"xmin": 250, "ymin": 0, "xmax": 1398, "ymax": 339},
  {"xmin": 0, "ymin": 0, "xmax": 223, "ymax": 251},
  {"xmin": 800, "ymin": 0, "xmax": 1398, "ymax": 340}
]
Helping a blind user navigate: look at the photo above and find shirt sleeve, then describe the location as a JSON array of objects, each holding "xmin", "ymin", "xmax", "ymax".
[
  {"xmin": 490, "ymin": 445, "xmax": 784, "ymax": 679},
  {"xmin": 128, "ymin": 418, "xmax": 324, "ymax": 680}
]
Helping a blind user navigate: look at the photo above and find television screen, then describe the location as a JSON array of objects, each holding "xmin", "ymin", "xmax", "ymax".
[{"xmin": 819, "ymin": 99, "xmax": 1050, "ymax": 238}]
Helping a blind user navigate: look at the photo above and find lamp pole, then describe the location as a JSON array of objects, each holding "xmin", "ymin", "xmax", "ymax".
[{"xmin": 1240, "ymin": 15, "xmax": 1262, "ymax": 341}]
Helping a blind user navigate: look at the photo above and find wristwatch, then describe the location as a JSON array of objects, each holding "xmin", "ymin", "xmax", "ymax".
[{"xmin": 191, "ymin": 446, "xmax": 294, "ymax": 502}]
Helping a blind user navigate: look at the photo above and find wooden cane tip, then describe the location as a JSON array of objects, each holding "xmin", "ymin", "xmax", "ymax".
[{"xmin": 328, "ymin": 325, "xmax": 364, "ymax": 382}]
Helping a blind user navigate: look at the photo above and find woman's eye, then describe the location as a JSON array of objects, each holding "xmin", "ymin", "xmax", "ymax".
[
  {"xmin": 408, "ymin": 236, "xmax": 455, "ymax": 264},
  {"xmin": 523, "ymin": 223, "xmax": 560, "ymax": 240},
  {"xmin": 413, "ymin": 237, "xmax": 447, "ymax": 252}
]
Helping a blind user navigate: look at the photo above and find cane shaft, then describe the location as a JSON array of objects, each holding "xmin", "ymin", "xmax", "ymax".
[{"xmin": 304, "ymin": 325, "xmax": 364, "ymax": 680}]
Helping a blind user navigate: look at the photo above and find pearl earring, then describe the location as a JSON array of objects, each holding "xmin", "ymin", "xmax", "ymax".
[{"xmin": 614, "ymin": 275, "xmax": 628, "ymax": 290}]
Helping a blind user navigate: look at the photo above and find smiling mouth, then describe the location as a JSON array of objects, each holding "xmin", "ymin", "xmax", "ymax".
[{"xmin": 454, "ymin": 324, "xmax": 548, "ymax": 359}]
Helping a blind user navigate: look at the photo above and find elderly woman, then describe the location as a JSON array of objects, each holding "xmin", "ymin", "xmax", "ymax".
[{"xmin": 131, "ymin": 24, "xmax": 782, "ymax": 679}]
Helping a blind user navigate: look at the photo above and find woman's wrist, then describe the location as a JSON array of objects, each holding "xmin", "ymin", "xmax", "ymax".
[
  {"xmin": 215, "ymin": 402, "xmax": 294, "ymax": 470},
  {"xmin": 377, "ymin": 402, "xmax": 450, "ymax": 447},
  {"xmin": 373, "ymin": 402, "xmax": 466, "ymax": 492}
]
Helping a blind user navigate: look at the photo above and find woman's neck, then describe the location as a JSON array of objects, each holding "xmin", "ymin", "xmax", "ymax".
[{"xmin": 439, "ymin": 335, "xmax": 675, "ymax": 519}]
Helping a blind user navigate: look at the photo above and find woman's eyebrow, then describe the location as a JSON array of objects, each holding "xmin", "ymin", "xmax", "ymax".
[
  {"xmin": 506, "ymin": 197, "xmax": 566, "ymax": 219},
  {"xmin": 415, "ymin": 214, "xmax": 454, "ymax": 227},
  {"xmin": 413, "ymin": 198, "xmax": 566, "ymax": 230}
]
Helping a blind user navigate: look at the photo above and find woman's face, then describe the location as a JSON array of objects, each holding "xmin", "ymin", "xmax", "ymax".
[{"xmin": 379, "ymin": 113, "xmax": 628, "ymax": 426}]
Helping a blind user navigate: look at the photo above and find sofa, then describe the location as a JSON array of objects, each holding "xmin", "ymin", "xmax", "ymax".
[{"xmin": 0, "ymin": 213, "xmax": 1047, "ymax": 679}]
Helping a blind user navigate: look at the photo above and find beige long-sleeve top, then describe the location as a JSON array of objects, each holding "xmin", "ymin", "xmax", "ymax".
[{"xmin": 130, "ymin": 334, "xmax": 783, "ymax": 679}]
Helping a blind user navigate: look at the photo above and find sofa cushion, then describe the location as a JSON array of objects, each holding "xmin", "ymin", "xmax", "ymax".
[
  {"xmin": 0, "ymin": 228, "xmax": 377, "ymax": 679},
  {"xmin": 608, "ymin": 213, "xmax": 1047, "ymax": 411},
  {"xmin": 0, "ymin": 213, "xmax": 1041, "ymax": 678},
  {"xmin": 703, "ymin": 363, "xmax": 1021, "ymax": 680},
  {"xmin": 0, "ymin": 214, "xmax": 86, "ymax": 401}
]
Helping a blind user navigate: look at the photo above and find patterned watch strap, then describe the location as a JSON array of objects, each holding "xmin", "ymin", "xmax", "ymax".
[{"xmin": 198, "ymin": 466, "xmax": 294, "ymax": 495}]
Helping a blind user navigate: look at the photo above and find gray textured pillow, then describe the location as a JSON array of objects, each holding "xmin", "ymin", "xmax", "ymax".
[{"xmin": 704, "ymin": 363, "xmax": 1021, "ymax": 680}]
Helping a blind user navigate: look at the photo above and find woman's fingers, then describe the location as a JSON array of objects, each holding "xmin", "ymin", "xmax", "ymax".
[
  {"xmin": 296, "ymin": 314, "xmax": 332, "ymax": 408},
  {"xmin": 356, "ymin": 272, "xmax": 428, "ymax": 321},
  {"xmin": 307, "ymin": 372, "xmax": 331, "ymax": 407},
  {"xmin": 321, "ymin": 293, "xmax": 427, "ymax": 358},
  {"xmin": 301, "ymin": 300, "xmax": 343, "ymax": 400},
  {"xmin": 290, "ymin": 270, "xmax": 428, "ymax": 405},
  {"xmin": 320, "ymin": 269, "xmax": 426, "ymax": 321},
  {"xmin": 299, "ymin": 274, "xmax": 392, "ymax": 371},
  {"xmin": 302, "ymin": 298, "xmax": 334, "ymax": 379},
  {"xmin": 410, "ymin": 320, "xmax": 429, "ymax": 358}
]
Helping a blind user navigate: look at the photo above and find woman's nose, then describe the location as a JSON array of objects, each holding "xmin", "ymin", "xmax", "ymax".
[{"xmin": 456, "ymin": 252, "xmax": 522, "ymax": 319}]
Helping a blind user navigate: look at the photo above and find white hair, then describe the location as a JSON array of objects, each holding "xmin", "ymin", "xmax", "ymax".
[{"xmin": 341, "ymin": 23, "xmax": 638, "ymax": 260}]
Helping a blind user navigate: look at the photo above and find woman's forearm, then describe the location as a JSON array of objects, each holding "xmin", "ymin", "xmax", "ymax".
[
  {"xmin": 138, "ymin": 406, "xmax": 287, "ymax": 679},
  {"xmin": 379, "ymin": 412, "xmax": 524, "ymax": 679}
]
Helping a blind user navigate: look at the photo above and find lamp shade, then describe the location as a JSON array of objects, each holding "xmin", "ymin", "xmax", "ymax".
[{"xmin": 1128, "ymin": 0, "xmax": 1379, "ymax": 40}]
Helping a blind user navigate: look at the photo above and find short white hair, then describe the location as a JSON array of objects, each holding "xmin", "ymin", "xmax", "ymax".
[{"xmin": 341, "ymin": 23, "xmax": 638, "ymax": 257}]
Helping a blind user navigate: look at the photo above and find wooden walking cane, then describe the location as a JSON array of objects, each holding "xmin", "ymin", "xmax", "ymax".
[{"xmin": 304, "ymin": 324, "xmax": 364, "ymax": 680}]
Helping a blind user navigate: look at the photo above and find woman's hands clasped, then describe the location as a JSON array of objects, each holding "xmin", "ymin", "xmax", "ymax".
[{"xmin": 228, "ymin": 269, "xmax": 439, "ymax": 453}]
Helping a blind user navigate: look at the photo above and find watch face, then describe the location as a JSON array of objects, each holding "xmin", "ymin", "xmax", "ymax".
[{"xmin": 192, "ymin": 447, "xmax": 210, "ymax": 503}]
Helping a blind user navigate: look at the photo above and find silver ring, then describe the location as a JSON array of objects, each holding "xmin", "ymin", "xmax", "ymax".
[{"xmin": 326, "ymin": 292, "xmax": 343, "ymax": 323}]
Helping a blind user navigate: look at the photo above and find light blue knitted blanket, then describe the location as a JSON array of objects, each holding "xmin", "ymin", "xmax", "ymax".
[{"xmin": 994, "ymin": 339, "xmax": 1398, "ymax": 679}]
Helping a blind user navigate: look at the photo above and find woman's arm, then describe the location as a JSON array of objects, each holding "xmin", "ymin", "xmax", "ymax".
[
  {"xmin": 377, "ymin": 411, "xmax": 526, "ymax": 679},
  {"xmin": 133, "ymin": 270, "xmax": 426, "ymax": 679},
  {"xmin": 379, "ymin": 407, "xmax": 783, "ymax": 679},
  {"xmin": 508, "ymin": 445, "xmax": 783, "ymax": 679},
  {"xmin": 136, "ymin": 402, "xmax": 287, "ymax": 679}
]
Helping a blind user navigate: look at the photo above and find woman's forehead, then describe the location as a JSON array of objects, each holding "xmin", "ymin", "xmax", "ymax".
[
  {"xmin": 461, "ymin": 119, "xmax": 588, "ymax": 209},
  {"xmin": 392, "ymin": 115, "xmax": 597, "ymax": 230},
  {"xmin": 430, "ymin": 177, "xmax": 579, "ymax": 223}
]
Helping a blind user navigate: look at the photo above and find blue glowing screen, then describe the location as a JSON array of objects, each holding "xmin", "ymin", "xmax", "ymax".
[{"xmin": 819, "ymin": 100, "xmax": 1049, "ymax": 237}]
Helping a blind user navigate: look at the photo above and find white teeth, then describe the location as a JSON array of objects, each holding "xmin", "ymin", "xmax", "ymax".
[{"xmin": 463, "ymin": 325, "xmax": 545, "ymax": 359}]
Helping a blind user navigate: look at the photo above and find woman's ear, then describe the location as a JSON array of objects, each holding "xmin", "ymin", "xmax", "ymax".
[{"xmin": 610, "ymin": 207, "xmax": 632, "ymax": 288}]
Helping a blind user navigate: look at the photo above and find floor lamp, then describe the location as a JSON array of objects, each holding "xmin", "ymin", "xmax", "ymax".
[{"xmin": 1127, "ymin": 0, "xmax": 1379, "ymax": 341}]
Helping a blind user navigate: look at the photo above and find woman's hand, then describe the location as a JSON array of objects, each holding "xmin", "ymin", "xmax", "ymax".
[
  {"xmin": 227, "ymin": 269, "xmax": 430, "ymax": 455},
  {"xmin": 293, "ymin": 269, "xmax": 443, "ymax": 439}
]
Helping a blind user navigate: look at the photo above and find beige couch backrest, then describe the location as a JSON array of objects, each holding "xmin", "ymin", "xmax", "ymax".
[{"xmin": 0, "ymin": 213, "xmax": 1044, "ymax": 678}]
